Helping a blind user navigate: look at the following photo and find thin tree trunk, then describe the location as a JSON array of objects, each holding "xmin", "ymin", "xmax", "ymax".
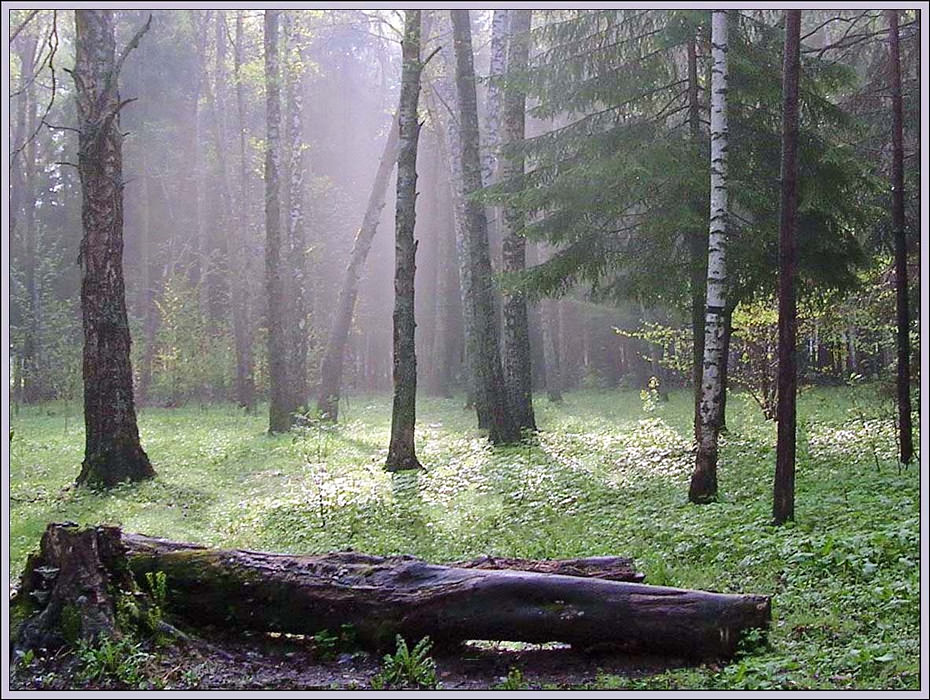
[
  {"xmin": 17, "ymin": 34, "xmax": 42, "ymax": 403},
  {"xmin": 137, "ymin": 163, "xmax": 158, "ymax": 407},
  {"xmin": 424, "ymin": 51, "xmax": 482, "ymax": 416},
  {"xmin": 191, "ymin": 14, "xmax": 209, "ymax": 320},
  {"xmin": 887, "ymin": 9, "xmax": 913, "ymax": 465},
  {"xmin": 541, "ymin": 297, "xmax": 563, "ymax": 403},
  {"xmin": 690, "ymin": 11, "xmax": 729, "ymax": 504},
  {"xmin": 773, "ymin": 10, "xmax": 802, "ymax": 526},
  {"xmin": 234, "ymin": 11, "xmax": 256, "ymax": 412},
  {"xmin": 73, "ymin": 10, "xmax": 155, "ymax": 488},
  {"xmin": 500, "ymin": 9, "xmax": 536, "ymax": 432},
  {"xmin": 386, "ymin": 10, "xmax": 425, "ymax": 472},
  {"xmin": 688, "ymin": 36, "xmax": 707, "ymax": 444},
  {"xmin": 284, "ymin": 12, "xmax": 310, "ymax": 411},
  {"xmin": 451, "ymin": 9, "xmax": 520, "ymax": 444},
  {"xmin": 317, "ymin": 119, "xmax": 400, "ymax": 420},
  {"xmin": 206, "ymin": 10, "xmax": 243, "ymax": 406},
  {"xmin": 483, "ymin": 9, "xmax": 509, "ymax": 332},
  {"xmin": 264, "ymin": 10, "xmax": 292, "ymax": 433}
]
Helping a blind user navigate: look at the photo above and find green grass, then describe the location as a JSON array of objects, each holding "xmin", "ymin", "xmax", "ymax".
[{"xmin": 8, "ymin": 386, "xmax": 921, "ymax": 689}]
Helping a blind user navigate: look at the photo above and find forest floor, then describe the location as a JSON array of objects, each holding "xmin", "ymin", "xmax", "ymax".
[{"xmin": 7, "ymin": 385, "xmax": 922, "ymax": 690}]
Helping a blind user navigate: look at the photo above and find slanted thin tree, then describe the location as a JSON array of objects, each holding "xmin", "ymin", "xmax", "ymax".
[
  {"xmin": 772, "ymin": 10, "xmax": 802, "ymax": 525},
  {"xmin": 72, "ymin": 10, "xmax": 155, "ymax": 487},
  {"xmin": 386, "ymin": 9, "xmax": 426, "ymax": 471},
  {"xmin": 451, "ymin": 8, "xmax": 521, "ymax": 445},
  {"xmin": 690, "ymin": 10, "xmax": 729, "ymax": 504},
  {"xmin": 317, "ymin": 120, "xmax": 399, "ymax": 421}
]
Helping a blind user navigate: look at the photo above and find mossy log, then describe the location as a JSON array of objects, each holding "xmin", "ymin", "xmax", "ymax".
[
  {"xmin": 15, "ymin": 525, "xmax": 771, "ymax": 660},
  {"xmin": 122, "ymin": 532, "xmax": 769, "ymax": 659}
]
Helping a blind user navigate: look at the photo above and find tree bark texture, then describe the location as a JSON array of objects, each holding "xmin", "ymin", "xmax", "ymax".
[
  {"xmin": 500, "ymin": 9, "xmax": 537, "ymax": 433},
  {"xmin": 284, "ymin": 12, "xmax": 310, "ymax": 411},
  {"xmin": 264, "ymin": 10, "xmax": 294, "ymax": 433},
  {"xmin": 73, "ymin": 10, "xmax": 155, "ymax": 488},
  {"xmin": 317, "ymin": 118, "xmax": 400, "ymax": 420},
  {"xmin": 773, "ymin": 10, "xmax": 802, "ymax": 526},
  {"xmin": 12, "ymin": 525, "xmax": 772, "ymax": 660},
  {"xmin": 451, "ymin": 9, "xmax": 521, "ymax": 445},
  {"xmin": 887, "ymin": 9, "xmax": 914, "ymax": 465},
  {"xmin": 386, "ymin": 10, "xmax": 425, "ymax": 472},
  {"xmin": 690, "ymin": 11, "xmax": 729, "ymax": 504}
]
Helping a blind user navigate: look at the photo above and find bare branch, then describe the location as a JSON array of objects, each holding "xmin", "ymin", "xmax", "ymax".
[{"xmin": 10, "ymin": 9, "xmax": 40, "ymax": 44}]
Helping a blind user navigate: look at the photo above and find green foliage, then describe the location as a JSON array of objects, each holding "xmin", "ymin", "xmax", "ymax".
[
  {"xmin": 151, "ymin": 275, "xmax": 235, "ymax": 405},
  {"xmin": 312, "ymin": 624, "xmax": 358, "ymax": 660},
  {"xmin": 370, "ymin": 635, "xmax": 439, "ymax": 690},
  {"xmin": 9, "ymin": 388, "xmax": 920, "ymax": 689},
  {"xmin": 76, "ymin": 636, "xmax": 154, "ymax": 689},
  {"xmin": 494, "ymin": 666, "xmax": 528, "ymax": 690}
]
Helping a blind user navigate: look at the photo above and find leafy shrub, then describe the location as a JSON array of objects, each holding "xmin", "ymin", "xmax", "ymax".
[
  {"xmin": 76, "ymin": 635, "xmax": 153, "ymax": 688},
  {"xmin": 370, "ymin": 635, "xmax": 439, "ymax": 690}
]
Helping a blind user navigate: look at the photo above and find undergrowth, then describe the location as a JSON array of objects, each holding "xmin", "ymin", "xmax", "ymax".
[{"xmin": 7, "ymin": 386, "xmax": 921, "ymax": 690}]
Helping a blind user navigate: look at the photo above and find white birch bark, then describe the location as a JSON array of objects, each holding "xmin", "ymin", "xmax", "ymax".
[{"xmin": 690, "ymin": 10, "xmax": 729, "ymax": 504}]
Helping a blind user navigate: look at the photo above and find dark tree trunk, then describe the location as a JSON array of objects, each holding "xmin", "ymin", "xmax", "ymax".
[
  {"xmin": 386, "ymin": 10, "xmax": 425, "ymax": 472},
  {"xmin": 773, "ymin": 10, "xmax": 802, "ymax": 526},
  {"xmin": 688, "ymin": 36, "xmax": 708, "ymax": 445},
  {"xmin": 451, "ymin": 9, "xmax": 520, "ymax": 444},
  {"xmin": 317, "ymin": 119, "xmax": 400, "ymax": 420},
  {"xmin": 264, "ymin": 10, "xmax": 293, "ymax": 433},
  {"xmin": 500, "ymin": 9, "xmax": 537, "ymax": 433},
  {"xmin": 887, "ymin": 9, "xmax": 913, "ymax": 465},
  {"xmin": 114, "ymin": 531, "xmax": 771, "ymax": 659},
  {"xmin": 73, "ymin": 10, "xmax": 155, "ymax": 488},
  {"xmin": 233, "ymin": 10, "xmax": 256, "ymax": 413}
]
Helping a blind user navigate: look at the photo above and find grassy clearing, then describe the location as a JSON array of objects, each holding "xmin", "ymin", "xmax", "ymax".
[{"xmin": 8, "ymin": 386, "xmax": 921, "ymax": 689}]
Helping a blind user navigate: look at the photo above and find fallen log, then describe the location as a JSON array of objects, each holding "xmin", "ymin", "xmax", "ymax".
[
  {"xmin": 15, "ymin": 524, "xmax": 771, "ymax": 660},
  {"xmin": 453, "ymin": 554, "xmax": 645, "ymax": 582}
]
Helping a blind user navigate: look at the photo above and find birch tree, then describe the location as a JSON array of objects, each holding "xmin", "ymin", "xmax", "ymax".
[{"xmin": 690, "ymin": 10, "xmax": 729, "ymax": 504}]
